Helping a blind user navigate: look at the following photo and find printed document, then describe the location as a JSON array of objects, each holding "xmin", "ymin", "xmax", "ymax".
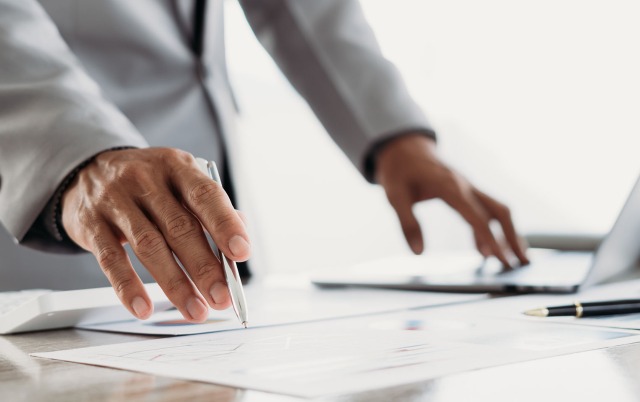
[{"xmin": 34, "ymin": 308, "xmax": 640, "ymax": 397}]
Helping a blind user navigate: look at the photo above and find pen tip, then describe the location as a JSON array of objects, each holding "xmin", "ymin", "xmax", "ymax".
[
  {"xmin": 523, "ymin": 308, "xmax": 549, "ymax": 317},
  {"xmin": 242, "ymin": 321, "xmax": 248, "ymax": 329}
]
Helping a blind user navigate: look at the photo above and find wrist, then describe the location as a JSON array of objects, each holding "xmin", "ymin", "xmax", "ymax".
[
  {"xmin": 50, "ymin": 157, "xmax": 96, "ymax": 243},
  {"xmin": 373, "ymin": 133, "xmax": 437, "ymax": 183},
  {"xmin": 54, "ymin": 146, "xmax": 136, "ymax": 244}
]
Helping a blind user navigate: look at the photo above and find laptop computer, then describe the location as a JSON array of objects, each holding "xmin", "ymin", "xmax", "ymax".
[{"xmin": 312, "ymin": 175, "xmax": 640, "ymax": 294}]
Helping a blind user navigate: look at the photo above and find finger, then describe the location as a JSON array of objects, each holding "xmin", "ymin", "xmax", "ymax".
[
  {"xmin": 170, "ymin": 165, "xmax": 251, "ymax": 262},
  {"xmin": 444, "ymin": 188, "xmax": 511, "ymax": 268},
  {"xmin": 140, "ymin": 190, "xmax": 231, "ymax": 310},
  {"xmin": 90, "ymin": 220, "xmax": 153, "ymax": 320},
  {"xmin": 236, "ymin": 209, "xmax": 249, "ymax": 227},
  {"xmin": 386, "ymin": 186, "xmax": 424, "ymax": 254},
  {"xmin": 473, "ymin": 189, "xmax": 530, "ymax": 265},
  {"xmin": 110, "ymin": 203, "xmax": 209, "ymax": 323}
]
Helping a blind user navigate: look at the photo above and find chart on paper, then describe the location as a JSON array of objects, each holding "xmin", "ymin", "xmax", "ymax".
[
  {"xmin": 101, "ymin": 332, "xmax": 480, "ymax": 381},
  {"xmin": 33, "ymin": 317, "xmax": 640, "ymax": 398},
  {"xmin": 35, "ymin": 327, "xmax": 516, "ymax": 397}
]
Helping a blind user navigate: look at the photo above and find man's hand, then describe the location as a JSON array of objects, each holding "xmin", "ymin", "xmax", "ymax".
[
  {"xmin": 61, "ymin": 148, "xmax": 251, "ymax": 322},
  {"xmin": 374, "ymin": 134, "xmax": 529, "ymax": 267}
]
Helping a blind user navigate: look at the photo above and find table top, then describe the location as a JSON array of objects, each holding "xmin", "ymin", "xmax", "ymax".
[{"xmin": 2, "ymin": 327, "xmax": 640, "ymax": 402}]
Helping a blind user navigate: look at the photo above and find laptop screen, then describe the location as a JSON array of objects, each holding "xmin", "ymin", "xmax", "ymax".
[{"xmin": 582, "ymin": 174, "xmax": 640, "ymax": 287}]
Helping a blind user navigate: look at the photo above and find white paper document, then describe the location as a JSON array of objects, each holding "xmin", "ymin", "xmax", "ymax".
[
  {"xmin": 78, "ymin": 285, "xmax": 485, "ymax": 335},
  {"xmin": 34, "ymin": 309, "xmax": 640, "ymax": 397}
]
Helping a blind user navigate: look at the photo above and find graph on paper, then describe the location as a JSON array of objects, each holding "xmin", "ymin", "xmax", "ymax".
[{"xmin": 33, "ymin": 315, "xmax": 640, "ymax": 397}]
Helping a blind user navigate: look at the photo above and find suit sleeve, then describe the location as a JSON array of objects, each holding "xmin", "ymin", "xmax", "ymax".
[
  {"xmin": 239, "ymin": 0, "xmax": 436, "ymax": 181},
  {"xmin": 0, "ymin": 0, "xmax": 148, "ymax": 245}
]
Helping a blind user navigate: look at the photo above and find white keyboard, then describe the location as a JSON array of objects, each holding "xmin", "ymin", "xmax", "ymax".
[
  {"xmin": 0, "ymin": 290, "xmax": 51, "ymax": 316},
  {"xmin": 0, "ymin": 284, "xmax": 172, "ymax": 335}
]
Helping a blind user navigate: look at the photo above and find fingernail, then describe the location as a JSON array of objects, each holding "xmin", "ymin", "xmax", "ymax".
[
  {"xmin": 228, "ymin": 235, "xmax": 250, "ymax": 258},
  {"xmin": 210, "ymin": 281, "xmax": 229, "ymax": 305},
  {"xmin": 410, "ymin": 238, "xmax": 423, "ymax": 254},
  {"xmin": 131, "ymin": 296, "xmax": 150, "ymax": 318},
  {"xmin": 186, "ymin": 297, "xmax": 208, "ymax": 320}
]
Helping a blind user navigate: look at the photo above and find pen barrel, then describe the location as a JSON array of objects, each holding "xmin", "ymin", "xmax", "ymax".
[
  {"xmin": 547, "ymin": 302, "xmax": 640, "ymax": 317},
  {"xmin": 196, "ymin": 157, "xmax": 249, "ymax": 327},
  {"xmin": 582, "ymin": 303, "xmax": 640, "ymax": 317},
  {"xmin": 546, "ymin": 307, "xmax": 581, "ymax": 317}
]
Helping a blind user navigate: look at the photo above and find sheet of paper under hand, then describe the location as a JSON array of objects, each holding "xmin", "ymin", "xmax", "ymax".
[
  {"xmin": 77, "ymin": 285, "xmax": 485, "ymax": 335},
  {"xmin": 34, "ymin": 309, "xmax": 640, "ymax": 398}
]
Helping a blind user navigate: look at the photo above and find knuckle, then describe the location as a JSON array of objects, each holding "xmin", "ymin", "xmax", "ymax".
[
  {"xmin": 164, "ymin": 147, "xmax": 189, "ymax": 159},
  {"xmin": 161, "ymin": 148, "xmax": 192, "ymax": 165},
  {"xmin": 192, "ymin": 259, "xmax": 218, "ymax": 280},
  {"xmin": 164, "ymin": 275, "xmax": 190, "ymax": 295},
  {"xmin": 166, "ymin": 213, "xmax": 200, "ymax": 241},
  {"xmin": 113, "ymin": 276, "xmax": 134, "ymax": 296},
  {"xmin": 188, "ymin": 181, "xmax": 221, "ymax": 207},
  {"xmin": 132, "ymin": 230, "xmax": 165, "ymax": 259},
  {"xmin": 96, "ymin": 246, "xmax": 123, "ymax": 272},
  {"xmin": 96, "ymin": 247, "xmax": 133, "ymax": 296},
  {"xmin": 213, "ymin": 213, "xmax": 237, "ymax": 234},
  {"xmin": 115, "ymin": 164, "xmax": 153, "ymax": 187}
]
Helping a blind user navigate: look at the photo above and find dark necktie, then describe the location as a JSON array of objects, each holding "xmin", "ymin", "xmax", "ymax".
[{"xmin": 191, "ymin": 0, "xmax": 252, "ymax": 281}]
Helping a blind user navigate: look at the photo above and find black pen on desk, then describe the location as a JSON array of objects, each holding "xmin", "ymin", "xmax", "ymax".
[{"xmin": 524, "ymin": 299, "xmax": 640, "ymax": 318}]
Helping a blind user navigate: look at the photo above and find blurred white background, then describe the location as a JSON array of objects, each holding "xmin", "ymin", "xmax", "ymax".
[{"xmin": 224, "ymin": 0, "xmax": 640, "ymax": 274}]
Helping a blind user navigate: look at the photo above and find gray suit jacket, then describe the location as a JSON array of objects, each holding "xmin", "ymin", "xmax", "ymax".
[{"xmin": 0, "ymin": 0, "xmax": 433, "ymax": 290}]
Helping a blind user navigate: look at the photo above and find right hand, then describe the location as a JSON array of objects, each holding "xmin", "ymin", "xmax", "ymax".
[
  {"xmin": 374, "ymin": 134, "xmax": 529, "ymax": 268},
  {"xmin": 61, "ymin": 148, "xmax": 251, "ymax": 323}
]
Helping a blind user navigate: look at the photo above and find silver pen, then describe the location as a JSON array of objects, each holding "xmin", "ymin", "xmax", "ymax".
[{"xmin": 198, "ymin": 158, "xmax": 249, "ymax": 328}]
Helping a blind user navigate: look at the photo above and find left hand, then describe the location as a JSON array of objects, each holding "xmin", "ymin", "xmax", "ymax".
[{"xmin": 374, "ymin": 134, "xmax": 529, "ymax": 268}]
